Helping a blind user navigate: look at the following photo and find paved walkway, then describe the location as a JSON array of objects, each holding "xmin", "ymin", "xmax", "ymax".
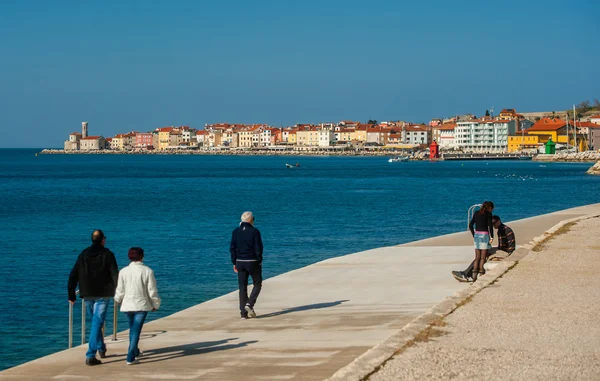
[
  {"xmin": 369, "ymin": 215, "xmax": 600, "ymax": 381},
  {"xmin": 1, "ymin": 204, "xmax": 599, "ymax": 381}
]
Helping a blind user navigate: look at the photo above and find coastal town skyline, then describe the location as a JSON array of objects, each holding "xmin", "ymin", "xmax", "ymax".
[
  {"xmin": 59, "ymin": 106, "xmax": 600, "ymax": 154},
  {"xmin": 1, "ymin": 1, "xmax": 599, "ymax": 148}
]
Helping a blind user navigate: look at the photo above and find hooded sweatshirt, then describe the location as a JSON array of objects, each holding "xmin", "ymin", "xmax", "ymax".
[{"xmin": 68, "ymin": 243, "xmax": 119, "ymax": 301}]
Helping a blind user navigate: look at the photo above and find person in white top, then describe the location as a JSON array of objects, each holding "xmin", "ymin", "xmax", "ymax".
[{"xmin": 114, "ymin": 247, "xmax": 161, "ymax": 365}]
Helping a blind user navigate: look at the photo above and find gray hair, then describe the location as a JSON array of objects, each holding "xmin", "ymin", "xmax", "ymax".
[{"xmin": 241, "ymin": 211, "xmax": 254, "ymax": 223}]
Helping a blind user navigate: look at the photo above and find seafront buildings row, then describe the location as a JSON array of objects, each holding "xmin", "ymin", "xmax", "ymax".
[{"xmin": 64, "ymin": 109, "xmax": 600, "ymax": 153}]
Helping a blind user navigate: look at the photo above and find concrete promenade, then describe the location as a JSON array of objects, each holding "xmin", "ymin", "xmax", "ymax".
[
  {"xmin": 1, "ymin": 204, "xmax": 599, "ymax": 381},
  {"xmin": 369, "ymin": 214, "xmax": 600, "ymax": 381}
]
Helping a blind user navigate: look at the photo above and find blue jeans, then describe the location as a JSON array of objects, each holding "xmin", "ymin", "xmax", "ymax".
[
  {"xmin": 126, "ymin": 311, "xmax": 148, "ymax": 362},
  {"xmin": 84, "ymin": 298, "xmax": 109, "ymax": 359}
]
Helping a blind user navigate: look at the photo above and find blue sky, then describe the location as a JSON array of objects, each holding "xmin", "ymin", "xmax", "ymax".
[{"xmin": 0, "ymin": 0, "xmax": 598, "ymax": 148}]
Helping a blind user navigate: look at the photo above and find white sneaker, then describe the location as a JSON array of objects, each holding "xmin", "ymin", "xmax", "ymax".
[
  {"xmin": 245, "ymin": 304, "xmax": 256, "ymax": 318},
  {"xmin": 126, "ymin": 359, "xmax": 140, "ymax": 365}
]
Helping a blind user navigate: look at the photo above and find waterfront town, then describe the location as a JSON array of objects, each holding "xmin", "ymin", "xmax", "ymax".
[{"xmin": 61, "ymin": 108, "xmax": 600, "ymax": 155}]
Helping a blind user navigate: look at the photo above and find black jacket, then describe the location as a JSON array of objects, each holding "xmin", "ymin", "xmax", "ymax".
[
  {"xmin": 230, "ymin": 222, "xmax": 263, "ymax": 265},
  {"xmin": 68, "ymin": 243, "xmax": 119, "ymax": 301}
]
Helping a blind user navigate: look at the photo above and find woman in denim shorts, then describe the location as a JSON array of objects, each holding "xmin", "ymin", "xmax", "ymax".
[{"xmin": 468, "ymin": 201, "xmax": 494, "ymax": 281}]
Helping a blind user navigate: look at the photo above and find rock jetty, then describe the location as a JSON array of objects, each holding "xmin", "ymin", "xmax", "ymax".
[
  {"xmin": 534, "ymin": 151, "xmax": 600, "ymax": 162},
  {"xmin": 38, "ymin": 148, "xmax": 422, "ymax": 158},
  {"xmin": 587, "ymin": 161, "xmax": 600, "ymax": 175}
]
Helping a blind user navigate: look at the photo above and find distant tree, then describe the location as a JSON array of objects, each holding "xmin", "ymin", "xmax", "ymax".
[
  {"xmin": 576, "ymin": 100, "xmax": 592, "ymax": 115},
  {"xmin": 535, "ymin": 117, "xmax": 541, "ymax": 121},
  {"xmin": 593, "ymin": 98, "xmax": 600, "ymax": 110},
  {"xmin": 367, "ymin": 119, "xmax": 378, "ymax": 125},
  {"xmin": 485, "ymin": 109, "xmax": 490, "ymax": 117}
]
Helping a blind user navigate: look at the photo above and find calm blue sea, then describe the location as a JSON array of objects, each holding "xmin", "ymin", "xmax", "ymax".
[{"xmin": 1, "ymin": 148, "xmax": 599, "ymax": 370}]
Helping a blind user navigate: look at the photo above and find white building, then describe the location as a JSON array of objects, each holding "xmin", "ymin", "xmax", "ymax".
[
  {"xmin": 181, "ymin": 129, "xmax": 192, "ymax": 143},
  {"xmin": 260, "ymin": 129, "xmax": 272, "ymax": 147},
  {"xmin": 318, "ymin": 129, "xmax": 336, "ymax": 147},
  {"xmin": 438, "ymin": 128, "xmax": 455, "ymax": 148},
  {"xmin": 80, "ymin": 136, "xmax": 106, "ymax": 150},
  {"xmin": 404, "ymin": 126, "xmax": 429, "ymax": 145},
  {"xmin": 454, "ymin": 119, "xmax": 516, "ymax": 152},
  {"xmin": 64, "ymin": 132, "xmax": 82, "ymax": 150}
]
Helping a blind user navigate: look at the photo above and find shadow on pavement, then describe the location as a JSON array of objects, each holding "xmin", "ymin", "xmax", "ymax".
[
  {"xmin": 258, "ymin": 300, "xmax": 349, "ymax": 319},
  {"xmin": 102, "ymin": 338, "xmax": 257, "ymax": 364},
  {"xmin": 138, "ymin": 338, "xmax": 258, "ymax": 364}
]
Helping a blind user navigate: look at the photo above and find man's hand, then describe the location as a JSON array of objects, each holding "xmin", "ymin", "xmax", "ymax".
[
  {"xmin": 69, "ymin": 300, "xmax": 75, "ymax": 305},
  {"xmin": 489, "ymin": 237, "xmax": 494, "ymax": 244},
  {"xmin": 233, "ymin": 265, "xmax": 238, "ymax": 273}
]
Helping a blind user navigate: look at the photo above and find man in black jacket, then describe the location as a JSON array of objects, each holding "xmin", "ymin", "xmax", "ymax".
[
  {"xmin": 68, "ymin": 230, "xmax": 119, "ymax": 366},
  {"xmin": 230, "ymin": 211, "xmax": 263, "ymax": 319}
]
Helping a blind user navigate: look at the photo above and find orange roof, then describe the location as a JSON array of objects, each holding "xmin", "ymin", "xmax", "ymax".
[
  {"xmin": 405, "ymin": 126, "xmax": 428, "ymax": 132},
  {"xmin": 438, "ymin": 123, "xmax": 456, "ymax": 130},
  {"xmin": 81, "ymin": 136, "xmax": 102, "ymax": 140},
  {"xmin": 575, "ymin": 121, "xmax": 600, "ymax": 128},
  {"xmin": 158, "ymin": 127, "xmax": 174, "ymax": 132},
  {"xmin": 527, "ymin": 118, "xmax": 567, "ymax": 132},
  {"xmin": 196, "ymin": 130, "xmax": 209, "ymax": 135},
  {"xmin": 589, "ymin": 114, "xmax": 600, "ymax": 119},
  {"xmin": 70, "ymin": 132, "xmax": 82, "ymax": 135}
]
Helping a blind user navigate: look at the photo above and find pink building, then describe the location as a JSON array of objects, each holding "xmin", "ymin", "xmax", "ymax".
[{"xmin": 136, "ymin": 132, "xmax": 153, "ymax": 148}]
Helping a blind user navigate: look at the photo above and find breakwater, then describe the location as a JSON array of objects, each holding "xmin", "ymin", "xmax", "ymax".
[
  {"xmin": 39, "ymin": 148, "xmax": 409, "ymax": 157},
  {"xmin": 533, "ymin": 151, "xmax": 600, "ymax": 162},
  {"xmin": 442, "ymin": 153, "xmax": 531, "ymax": 161},
  {"xmin": 587, "ymin": 161, "xmax": 600, "ymax": 175}
]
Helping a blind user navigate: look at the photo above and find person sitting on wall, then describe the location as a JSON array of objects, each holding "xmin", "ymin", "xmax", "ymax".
[{"xmin": 452, "ymin": 215, "xmax": 516, "ymax": 283}]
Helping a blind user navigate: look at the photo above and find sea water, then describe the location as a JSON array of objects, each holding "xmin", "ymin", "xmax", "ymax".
[{"xmin": 1, "ymin": 149, "xmax": 598, "ymax": 370}]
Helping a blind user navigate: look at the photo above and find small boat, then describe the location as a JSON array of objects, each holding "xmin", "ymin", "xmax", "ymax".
[
  {"xmin": 285, "ymin": 163, "xmax": 300, "ymax": 168},
  {"xmin": 519, "ymin": 155, "xmax": 532, "ymax": 160},
  {"xmin": 388, "ymin": 155, "xmax": 409, "ymax": 163}
]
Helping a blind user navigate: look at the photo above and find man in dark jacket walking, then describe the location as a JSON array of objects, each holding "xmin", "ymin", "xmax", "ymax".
[
  {"xmin": 230, "ymin": 211, "xmax": 263, "ymax": 319},
  {"xmin": 68, "ymin": 230, "xmax": 119, "ymax": 366}
]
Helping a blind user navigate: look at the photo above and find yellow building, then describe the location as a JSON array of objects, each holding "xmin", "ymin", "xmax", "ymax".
[
  {"xmin": 336, "ymin": 129, "xmax": 353, "ymax": 142},
  {"xmin": 111, "ymin": 135, "xmax": 125, "ymax": 150},
  {"xmin": 296, "ymin": 128, "xmax": 319, "ymax": 146},
  {"xmin": 508, "ymin": 118, "xmax": 588, "ymax": 152},
  {"xmin": 158, "ymin": 127, "xmax": 174, "ymax": 150},
  {"xmin": 350, "ymin": 127, "xmax": 367, "ymax": 142},
  {"xmin": 288, "ymin": 131, "xmax": 297, "ymax": 145},
  {"xmin": 508, "ymin": 135, "xmax": 540, "ymax": 152},
  {"xmin": 238, "ymin": 128, "xmax": 256, "ymax": 148}
]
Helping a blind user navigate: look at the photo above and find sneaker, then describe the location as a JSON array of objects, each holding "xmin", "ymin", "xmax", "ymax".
[
  {"xmin": 85, "ymin": 357, "xmax": 102, "ymax": 366},
  {"xmin": 98, "ymin": 350, "xmax": 106, "ymax": 359},
  {"xmin": 451, "ymin": 271, "xmax": 469, "ymax": 283},
  {"xmin": 240, "ymin": 315, "xmax": 248, "ymax": 320},
  {"xmin": 126, "ymin": 359, "xmax": 140, "ymax": 365},
  {"xmin": 245, "ymin": 304, "xmax": 256, "ymax": 318}
]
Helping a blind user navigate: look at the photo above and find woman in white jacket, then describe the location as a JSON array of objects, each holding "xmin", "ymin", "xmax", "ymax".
[{"xmin": 114, "ymin": 247, "xmax": 161, "ymax": 365}]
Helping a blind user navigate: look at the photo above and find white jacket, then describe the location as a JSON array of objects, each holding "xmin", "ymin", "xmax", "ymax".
[{"xmin": 114, "ymin": 262, "xmax": 161, "ymax": 312}]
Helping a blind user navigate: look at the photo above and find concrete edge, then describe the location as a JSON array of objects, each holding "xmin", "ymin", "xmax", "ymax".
[{"xmin": 323, "ymin": 212, "xmax": 600, "ymax": 381}]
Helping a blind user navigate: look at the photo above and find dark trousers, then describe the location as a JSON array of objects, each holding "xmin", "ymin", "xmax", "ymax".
[{"xmin": 236, "ymin": 261, "xmax": 262, "ymax": 315}]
